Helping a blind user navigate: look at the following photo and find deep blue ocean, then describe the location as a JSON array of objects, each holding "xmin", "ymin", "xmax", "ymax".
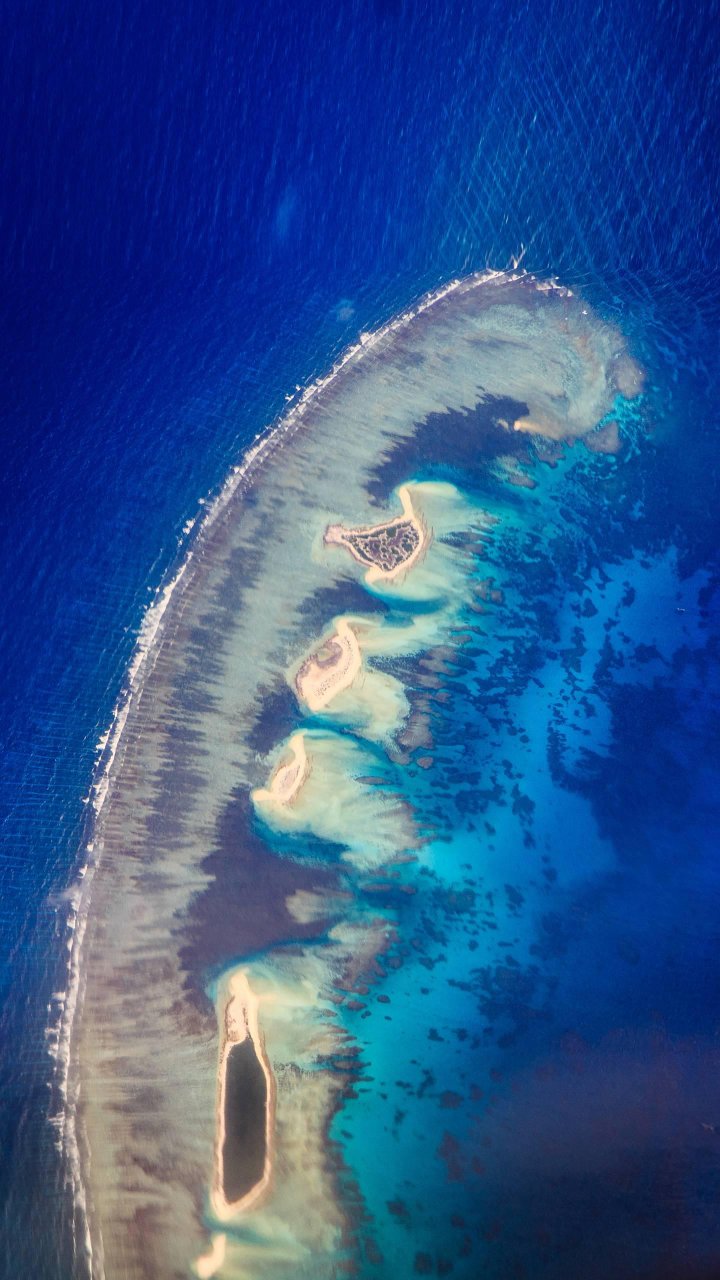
[{"xmin": 1, "ymin": 1, "xmax": 719, "ymax": 1276}]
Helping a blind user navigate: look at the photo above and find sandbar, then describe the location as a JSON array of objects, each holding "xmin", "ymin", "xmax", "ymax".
[
  {"xmin": 194, "ymin": 1233, "xmax": 227, "ymax": 1280},
  {"xmin": 295, "ymin": 618, "xmax": 362, "ymax": 711},
  {"xmin": 252, "ymin": 731, "xmax": 310, "ymax": 809},
  {"xmin": 325, "ymin": 484, "xmax": 429, "ymax": 583}
]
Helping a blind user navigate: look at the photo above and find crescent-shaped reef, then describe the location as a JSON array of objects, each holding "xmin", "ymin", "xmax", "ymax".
[{"xmin": 69, "ymin": 271, "xmax": 643, "ymax": 1279}]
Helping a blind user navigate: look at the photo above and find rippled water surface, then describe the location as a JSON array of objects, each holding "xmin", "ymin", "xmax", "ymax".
[{"xmin": 1, "ymin": 2, "xmax": 719, "ymax": 1278}]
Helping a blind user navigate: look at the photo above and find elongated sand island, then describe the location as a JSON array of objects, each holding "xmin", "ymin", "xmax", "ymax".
[
  {"xmin": 213, "ymin": 971, "xmax": 274, "ymax": 1219},
  {"xmin": 66, "ymin": 272, "xmax": 643, "ymax": 1280}
]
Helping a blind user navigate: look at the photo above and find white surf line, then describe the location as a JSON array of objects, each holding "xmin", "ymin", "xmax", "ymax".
[{"xmin": 51, "ymin": 266, "xmax": 553, "ymax": 1278}]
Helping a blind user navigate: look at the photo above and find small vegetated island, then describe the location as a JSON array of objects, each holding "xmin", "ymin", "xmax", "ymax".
[
  {"xmin": 325, "ymin": 484, "xmax": 427, "ymax": 580},
  {"xmin": 70, "ymin": 272, "xmax": 643, "ymax": 1280}
]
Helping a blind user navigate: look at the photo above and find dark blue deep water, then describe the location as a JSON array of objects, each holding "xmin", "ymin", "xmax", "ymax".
[{"xmin": 1, "ymin": 1, "xmax": 719, "ymax": 1276}]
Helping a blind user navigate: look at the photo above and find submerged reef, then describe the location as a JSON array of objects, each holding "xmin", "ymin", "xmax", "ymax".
[{"xmin": 70, "ymin": 272, "xmax": 643, "ymax": 1279}]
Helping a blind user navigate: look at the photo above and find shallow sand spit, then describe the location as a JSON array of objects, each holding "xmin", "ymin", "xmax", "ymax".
[{"xmin": 251, "ymin": 732, "xmax": 310, "ymax": 809}]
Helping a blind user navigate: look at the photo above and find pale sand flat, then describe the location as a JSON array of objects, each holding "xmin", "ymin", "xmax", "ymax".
[
  {"xmin": 584, "ymin": 419, "xmax": 621, "ymax": 454},
  {"xmin": 194, "ymin": 1233, "xmax": 227, "ymax": 1279},
  {"xmin": 295, "ymin": 618, "xmax": 362, "ymax": 711},
  {"xmin": 252, "ymin": 731, "xmax": 310, "ymax": 809}
]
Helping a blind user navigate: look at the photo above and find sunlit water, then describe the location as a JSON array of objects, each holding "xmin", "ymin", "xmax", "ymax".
[{"xmin": 1, "ymin": 3, "xmax": 719, "ymax": 1278}]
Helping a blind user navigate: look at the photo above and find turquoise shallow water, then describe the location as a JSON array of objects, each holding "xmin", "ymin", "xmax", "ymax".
[
  {"xmin": 145, "ymin": 277, "xmax": 717, "ymax": 1280},
  {"xmin": 317, "ymin": 356, "xmax": 720, "ymax": 1277},
  {"xmin": 55, "ymin": 275, "xmax": 719, "ymax": 1280}
]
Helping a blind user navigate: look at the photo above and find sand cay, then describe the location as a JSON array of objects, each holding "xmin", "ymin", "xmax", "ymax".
[
  {"xmin": 194, "ymin": 1233, "xmax": 227, "ymax": 1280},
  {"xmin": 291, "ymin": 613, "xmax": 412, "ymax": 744},
  {"xmin": 194, "ymin": 972, "xmax": 276, "ymax": 1276},
  {"xmin": 325, "ymin": 483, "xmax": 429, "ymax": 583},
  {"xmin": 252, "ymin": 731, "xmax": 310, "ymax": 809},
  {"xmin": 253, "ymin": 728, "xmax": 418, "ymax": 870},
  {"xmin": 295, "ymin": 617, "xmax": 362, "ymax": 711}
]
